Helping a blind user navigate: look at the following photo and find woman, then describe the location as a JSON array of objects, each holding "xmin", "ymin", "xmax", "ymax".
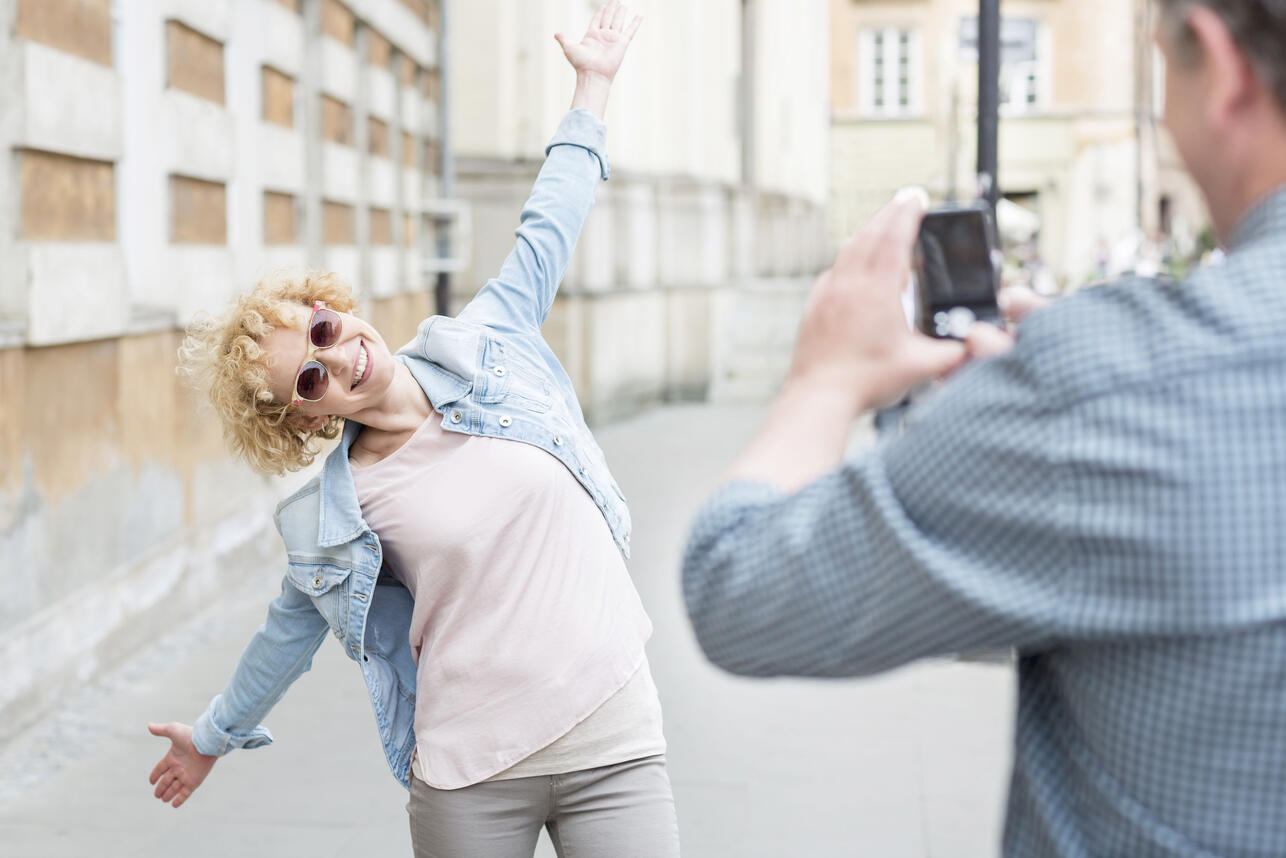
[{"xmin": 147, "ymin": 5, "xmax": 679, "ymax": 855}]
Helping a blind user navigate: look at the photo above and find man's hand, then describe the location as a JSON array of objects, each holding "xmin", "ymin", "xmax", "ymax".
[
  {"xmin": 726, "ymin": 190, "xmax": 963, "ymax": 491},
  {"xmin": 788, "ymin": 190, "xmax": 966, "ymax": 418},
  {"xmin": 556, "ymin": 1, "xmax": 643, "ymax": 119},
  {"xmin": 963, "ymin": 285, "xmax": 1053, "ymax": 359},
  {"xmin": 148, "ymin": 722, "xmax": 216, "ymax": 808}
]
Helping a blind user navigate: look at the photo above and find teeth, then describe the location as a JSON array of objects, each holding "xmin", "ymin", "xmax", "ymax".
[{"xmin": 353, "ymin": 342, "xmax": 368, "ymax": 388}]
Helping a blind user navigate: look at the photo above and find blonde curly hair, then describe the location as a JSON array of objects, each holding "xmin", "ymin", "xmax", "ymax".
[{"xmin": 179, "ymin": 269, "xmax": 359, "ymax": 475}]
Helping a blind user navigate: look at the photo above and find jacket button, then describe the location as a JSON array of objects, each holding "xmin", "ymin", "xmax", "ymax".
[
  {"xmin": 494, "ymin": 366, "xmax": 506, "ymax": 376},
  {"xmin": 499, "ymin": 416, "xmax": 512, "ymax": 428},
  {"xmin": 553, "ymin": 436, "xmax": 562, "ymax": 445},
  {"xmin": 579, "ymin": 465, "xmax": 586, "ymax": 475},
  {"xmin": 313, "ymin": 575, "xmax": 323, "ymax": 588},
  {"xmin": 450, "ymin": 410, "xmax": 463, "ymax": 423}
]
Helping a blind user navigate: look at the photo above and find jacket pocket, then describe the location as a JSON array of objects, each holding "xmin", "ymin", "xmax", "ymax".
[
  {"xmin": 476, "ymin": 337, "xmax": 552, "ymax": 413},
  {"xmin": 286, "ymin": 561, "xmax": 351, "ymax": 596}
]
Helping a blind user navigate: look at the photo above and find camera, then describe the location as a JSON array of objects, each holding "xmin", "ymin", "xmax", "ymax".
[{"xmin": 913, "ymin": 203, "xmax": 1002, "ymax": 340}]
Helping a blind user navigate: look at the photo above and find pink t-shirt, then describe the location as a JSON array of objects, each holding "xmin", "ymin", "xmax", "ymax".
[{"xmin": 351, "ymin": 414, "xmax": 654, "ymax": 789}]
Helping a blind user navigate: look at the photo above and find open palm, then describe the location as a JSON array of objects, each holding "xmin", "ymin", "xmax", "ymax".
[{"xmin": 556, "ymin": 1, "xmax": 643, "ymax": 81}]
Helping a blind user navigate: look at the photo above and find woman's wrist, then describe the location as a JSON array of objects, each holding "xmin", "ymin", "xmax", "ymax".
[{"xmin": 571, "ymin": 71, "xmax": 613, "ymax": 120}]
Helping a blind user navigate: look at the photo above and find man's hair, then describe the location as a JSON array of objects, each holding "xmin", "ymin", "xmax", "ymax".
[{"xmin": 1158, "ymin": 0, "xmax": 1286, "ymax": 112}]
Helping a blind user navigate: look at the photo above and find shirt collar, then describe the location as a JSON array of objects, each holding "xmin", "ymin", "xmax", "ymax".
[{"xmin": 1229, "ymin": 184, "xmax": 1286, "ymax": 251}]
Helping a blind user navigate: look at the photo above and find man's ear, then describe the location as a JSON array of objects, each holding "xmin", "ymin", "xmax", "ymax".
[{"xmin": 1188, "ymin": 5, "xmax": 1259, "ymax": 124}]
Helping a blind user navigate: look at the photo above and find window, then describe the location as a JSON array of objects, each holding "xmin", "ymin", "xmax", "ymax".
[
  {"xmin": 960, "ymin": 17, "xmax": 1043, "ymax": 113},
  {"xmin": 860, "ymin": 28, "xmax": 921, "ymax": 117}
]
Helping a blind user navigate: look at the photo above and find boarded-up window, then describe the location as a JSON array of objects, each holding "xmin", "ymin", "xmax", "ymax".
[
  {"xmin": 323, "ymin": 201, "xmax": 354, "ymax": 244},
  {"xmin": 400, "ymin": 57, "xmax": 419, "ymax": 88},
  {"xmin": 369, "ymin": 208, "xmax": 392, "ymax": 245},
  {"xmin": 19, "ymin": 150, "xmax": 115, "ymax": 241},
  {"xmin": 423, "ymin": 140, "xmax": 441, "ymax": 176},
  {"xmin": 402, "ymin": 131, "xmax": 416, "ymax": 168},
  {"xmin": 270, "ymin": 0, "xmax": 301, "ymax": 12},
  {"xmin": 321, "ymin": 96, "xmax": 353, "ymax": 146},
  {"xmin": 167, "ymin": 20, "xmax": 225, "ymax": 105},
  {"xmin": 422, "ymin": 68, "xmax": 442, "ymax": 102},
  {"xmin": 322, "ymin": 0, "xmax": 355, "ymax": 46},
  {"xmin": 428, "ymin": 0, "xmax": 441, "ymax": 32},
  {"xmin": 263, "ymin": 192, "xmax": 297, "ymax": 245},
  {"xmin": 17, "ymin": 0, "xmax": 113, "ymax": 67},
  {"xmin": 368, "ymin": 31, "xmax": 392, "ymax": 69},
  {"xmin": 170, "ymin": 176, "xmax": 227, "ymax": 244},
  {"xmin": 398, "ymin": 0, "xmax": 430, "ymax": 25},
  {"xmin": 262, "ymin": 67, "xmax": 295, "ymax": 127},
  {"xmin": 368, "ymin": 117, "xmax": 389, "ymax": 158},
  {"xmin": 403, "ymin": 213, "xmax": 415, "ymax": 249}
]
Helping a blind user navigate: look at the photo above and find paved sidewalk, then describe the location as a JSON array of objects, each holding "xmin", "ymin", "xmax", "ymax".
[{"xmin": 0, "ymin": 404, "xmax": 1015, "ymax": 858}]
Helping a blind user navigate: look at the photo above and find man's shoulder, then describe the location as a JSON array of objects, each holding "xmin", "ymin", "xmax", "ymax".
[{"xmin": 1014, "ymin": 265, "xmax": 1282, "ymax": 407}]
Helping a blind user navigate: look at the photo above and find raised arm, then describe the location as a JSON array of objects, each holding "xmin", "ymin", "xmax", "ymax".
[
  {"xmin": 458, "ymin": 1, "xmax": 642, "ymax": 334},
  {"xmin": 147, "ymin": 577, "xmax": 329, "ymax": 807}
]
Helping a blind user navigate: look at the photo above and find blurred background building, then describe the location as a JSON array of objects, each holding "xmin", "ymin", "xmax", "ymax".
[
  {"xmin": 0, "ymin": 0, "xmax": 831, "ymax": 743},
  {"xmin": 830, "ymin": 0, "xmax": 1209, "ymax": 289}
]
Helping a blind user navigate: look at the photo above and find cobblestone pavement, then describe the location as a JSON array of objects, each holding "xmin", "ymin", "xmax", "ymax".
[{"xmin": 0, "ymin": 404, "xmax": 1015, "ymax": 858}]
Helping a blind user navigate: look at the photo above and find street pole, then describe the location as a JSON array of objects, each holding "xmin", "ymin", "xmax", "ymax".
[
  {"xmin": 434, "ymin": 0, "xmax": 453, "ymax": 317},
  {"xmin": 978, "ymin": 0, "xmax": 1001, "ymax": 211}
]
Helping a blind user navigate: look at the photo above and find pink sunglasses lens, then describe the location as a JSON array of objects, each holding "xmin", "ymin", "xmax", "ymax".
[
  {"xmin": 309, "ymin": 309, "xmax": 341, "ymax": 349},
  {"xmin": 296, "ymin": 362, "xmax": 328, "ymax": 401}
]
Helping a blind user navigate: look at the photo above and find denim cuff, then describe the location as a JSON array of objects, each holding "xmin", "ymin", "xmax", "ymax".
[
  {"xmin": 192, "ymin": 695, "xmax": 275, "ymax": 756},
  {"xmin": 546, "ymin": 108, "xmax": 611, "ymax": 181}
]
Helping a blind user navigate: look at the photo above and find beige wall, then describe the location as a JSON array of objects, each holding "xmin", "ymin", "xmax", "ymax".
[
  {"xmin": 449, "ymin": 0, "xmax": 833, "ymax": 421},
  {"xmin": 829, "ymin": 0, "xmax": 1208, "ymax": 285}
]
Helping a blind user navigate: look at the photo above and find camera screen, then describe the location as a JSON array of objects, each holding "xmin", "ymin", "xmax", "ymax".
[{"xmin": 918, "ymin": 212, "xmax": 996, "ymax": 307}]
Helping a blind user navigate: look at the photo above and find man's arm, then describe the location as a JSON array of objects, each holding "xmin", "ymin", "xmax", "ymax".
[
  {"xmin": 683, "ymin": 191, "xmax": 1062, "ymax": 677},
  {"xmin": 683, "ymin": 343, "xmax": 1074, "ymax": 678},
  {"xmin": 457, "ymin": 2, "xmax": 642, "ymax": 334}
]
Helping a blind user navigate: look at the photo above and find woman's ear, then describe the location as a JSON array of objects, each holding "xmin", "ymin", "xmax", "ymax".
[{"xmin": 289, "ymin": 413, "xmax": 330, "ymax": 432}]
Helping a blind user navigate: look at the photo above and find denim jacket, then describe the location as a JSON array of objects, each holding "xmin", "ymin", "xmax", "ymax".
[{"xmin": 192, "ymin": 110, "xmax": 629, "ymax": 788}]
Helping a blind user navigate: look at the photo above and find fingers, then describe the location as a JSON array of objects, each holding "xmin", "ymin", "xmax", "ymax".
[
  {"xmin": 908, "ymin": 335, "xmax": 969, "ymax": 380},
  {"xmin": 964, "ymin": 322, "xmax": 1015, "ymax": 360},
  {"xmin": 161, "ymin": 776, "xmax": 185, "ymax": 804},
  {"xmin": 154, "ymin": 770, "xmax": 177, "ymax": 800},
  {"xmin": 837, "ymin": 189, "xmax": 927, "ymax": 287},
  {"xmin": 610, "ymin": 1, "xmax": 629, "ymax": 31},
  {"xmin": 590, "ymin": 3, "xmax": 609, "ymax": 31},
  {"xmin": 997, "ymin": 285, "xmax": 1050, "ymax": 324},
  {"xmin": 172, "ymin": 789, "xmax": 191, "ymax": 809},
  {"xmin": 625, "ymin": 12, "xmax": 643, "ymax": 41},
  {"xmin": 149, "ymin": 757, "xmax": 167, "ymax": 785}
]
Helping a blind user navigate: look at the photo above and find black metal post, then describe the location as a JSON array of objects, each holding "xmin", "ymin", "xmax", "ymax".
[
  {"xmin": 978, "ymin": 0, "xmax": 1001, "ymax": 211},
  {"xmin": 434, "ymin": 0, "xmax": 453, "ymax": 317}
]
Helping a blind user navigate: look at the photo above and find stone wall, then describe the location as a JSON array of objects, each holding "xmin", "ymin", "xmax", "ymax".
[{"xmin": 0, "ymin": 0, "xmax": 447, "ymax": 742}]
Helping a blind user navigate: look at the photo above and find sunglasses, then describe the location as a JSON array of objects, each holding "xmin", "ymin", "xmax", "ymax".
[{"xmin": 291, "ymin": 302, "xmax": 343, "ymax": 406}]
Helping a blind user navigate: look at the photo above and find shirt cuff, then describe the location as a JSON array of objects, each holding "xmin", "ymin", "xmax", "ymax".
[
  {"xmin": 546, "ymin": 108, "xmax": 611, "ymax": 181},
  {"xmin": 192, "ymin": 695, "xmax": 275, "ymax": 757}
]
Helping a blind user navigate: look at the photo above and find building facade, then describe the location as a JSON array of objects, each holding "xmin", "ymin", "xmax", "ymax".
[
  {"xmin": 830, "ymin": 0, "xmax": 1208, "ymax": 288},
  {"xmin": 0, "ymin": 0, "xmax": 447, "ymax": 741},
  {"xmin": 448, "ymin": 0, "xmax": 833, "ymax": 418}
]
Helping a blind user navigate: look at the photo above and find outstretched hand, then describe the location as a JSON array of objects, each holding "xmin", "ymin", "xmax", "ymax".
[
  {"xmin": 148, "ymin": 722, "xmax": 216, "ymax": 808},
  {"xmin": 556, "ymin": 1, "xmax": 643, "ymax": 83}
]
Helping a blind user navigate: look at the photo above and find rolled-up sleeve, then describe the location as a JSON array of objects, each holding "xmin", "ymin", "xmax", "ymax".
[{"xmin": 683, "ymin": 340, "xmax": 1078, "ymax": 679}]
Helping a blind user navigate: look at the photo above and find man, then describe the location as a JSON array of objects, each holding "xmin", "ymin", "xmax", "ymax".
[{"xmin": 682, "ymin": 2, "xmax": 1286, "ymax": 855}]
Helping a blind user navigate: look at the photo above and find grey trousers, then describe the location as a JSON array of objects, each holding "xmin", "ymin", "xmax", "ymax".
[{"xmin": 406, "ymin": 754, "xmax": 680, "ymax": 858}]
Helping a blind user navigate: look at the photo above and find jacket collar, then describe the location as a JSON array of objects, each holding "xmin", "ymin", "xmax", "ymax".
[
  {"xmin": 316, "ymin": 418, "xmax": 367, "ymax": 548},
  {"xmin": 314, "ymin": 319, "xmax": 479, "ymax": 548}
]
